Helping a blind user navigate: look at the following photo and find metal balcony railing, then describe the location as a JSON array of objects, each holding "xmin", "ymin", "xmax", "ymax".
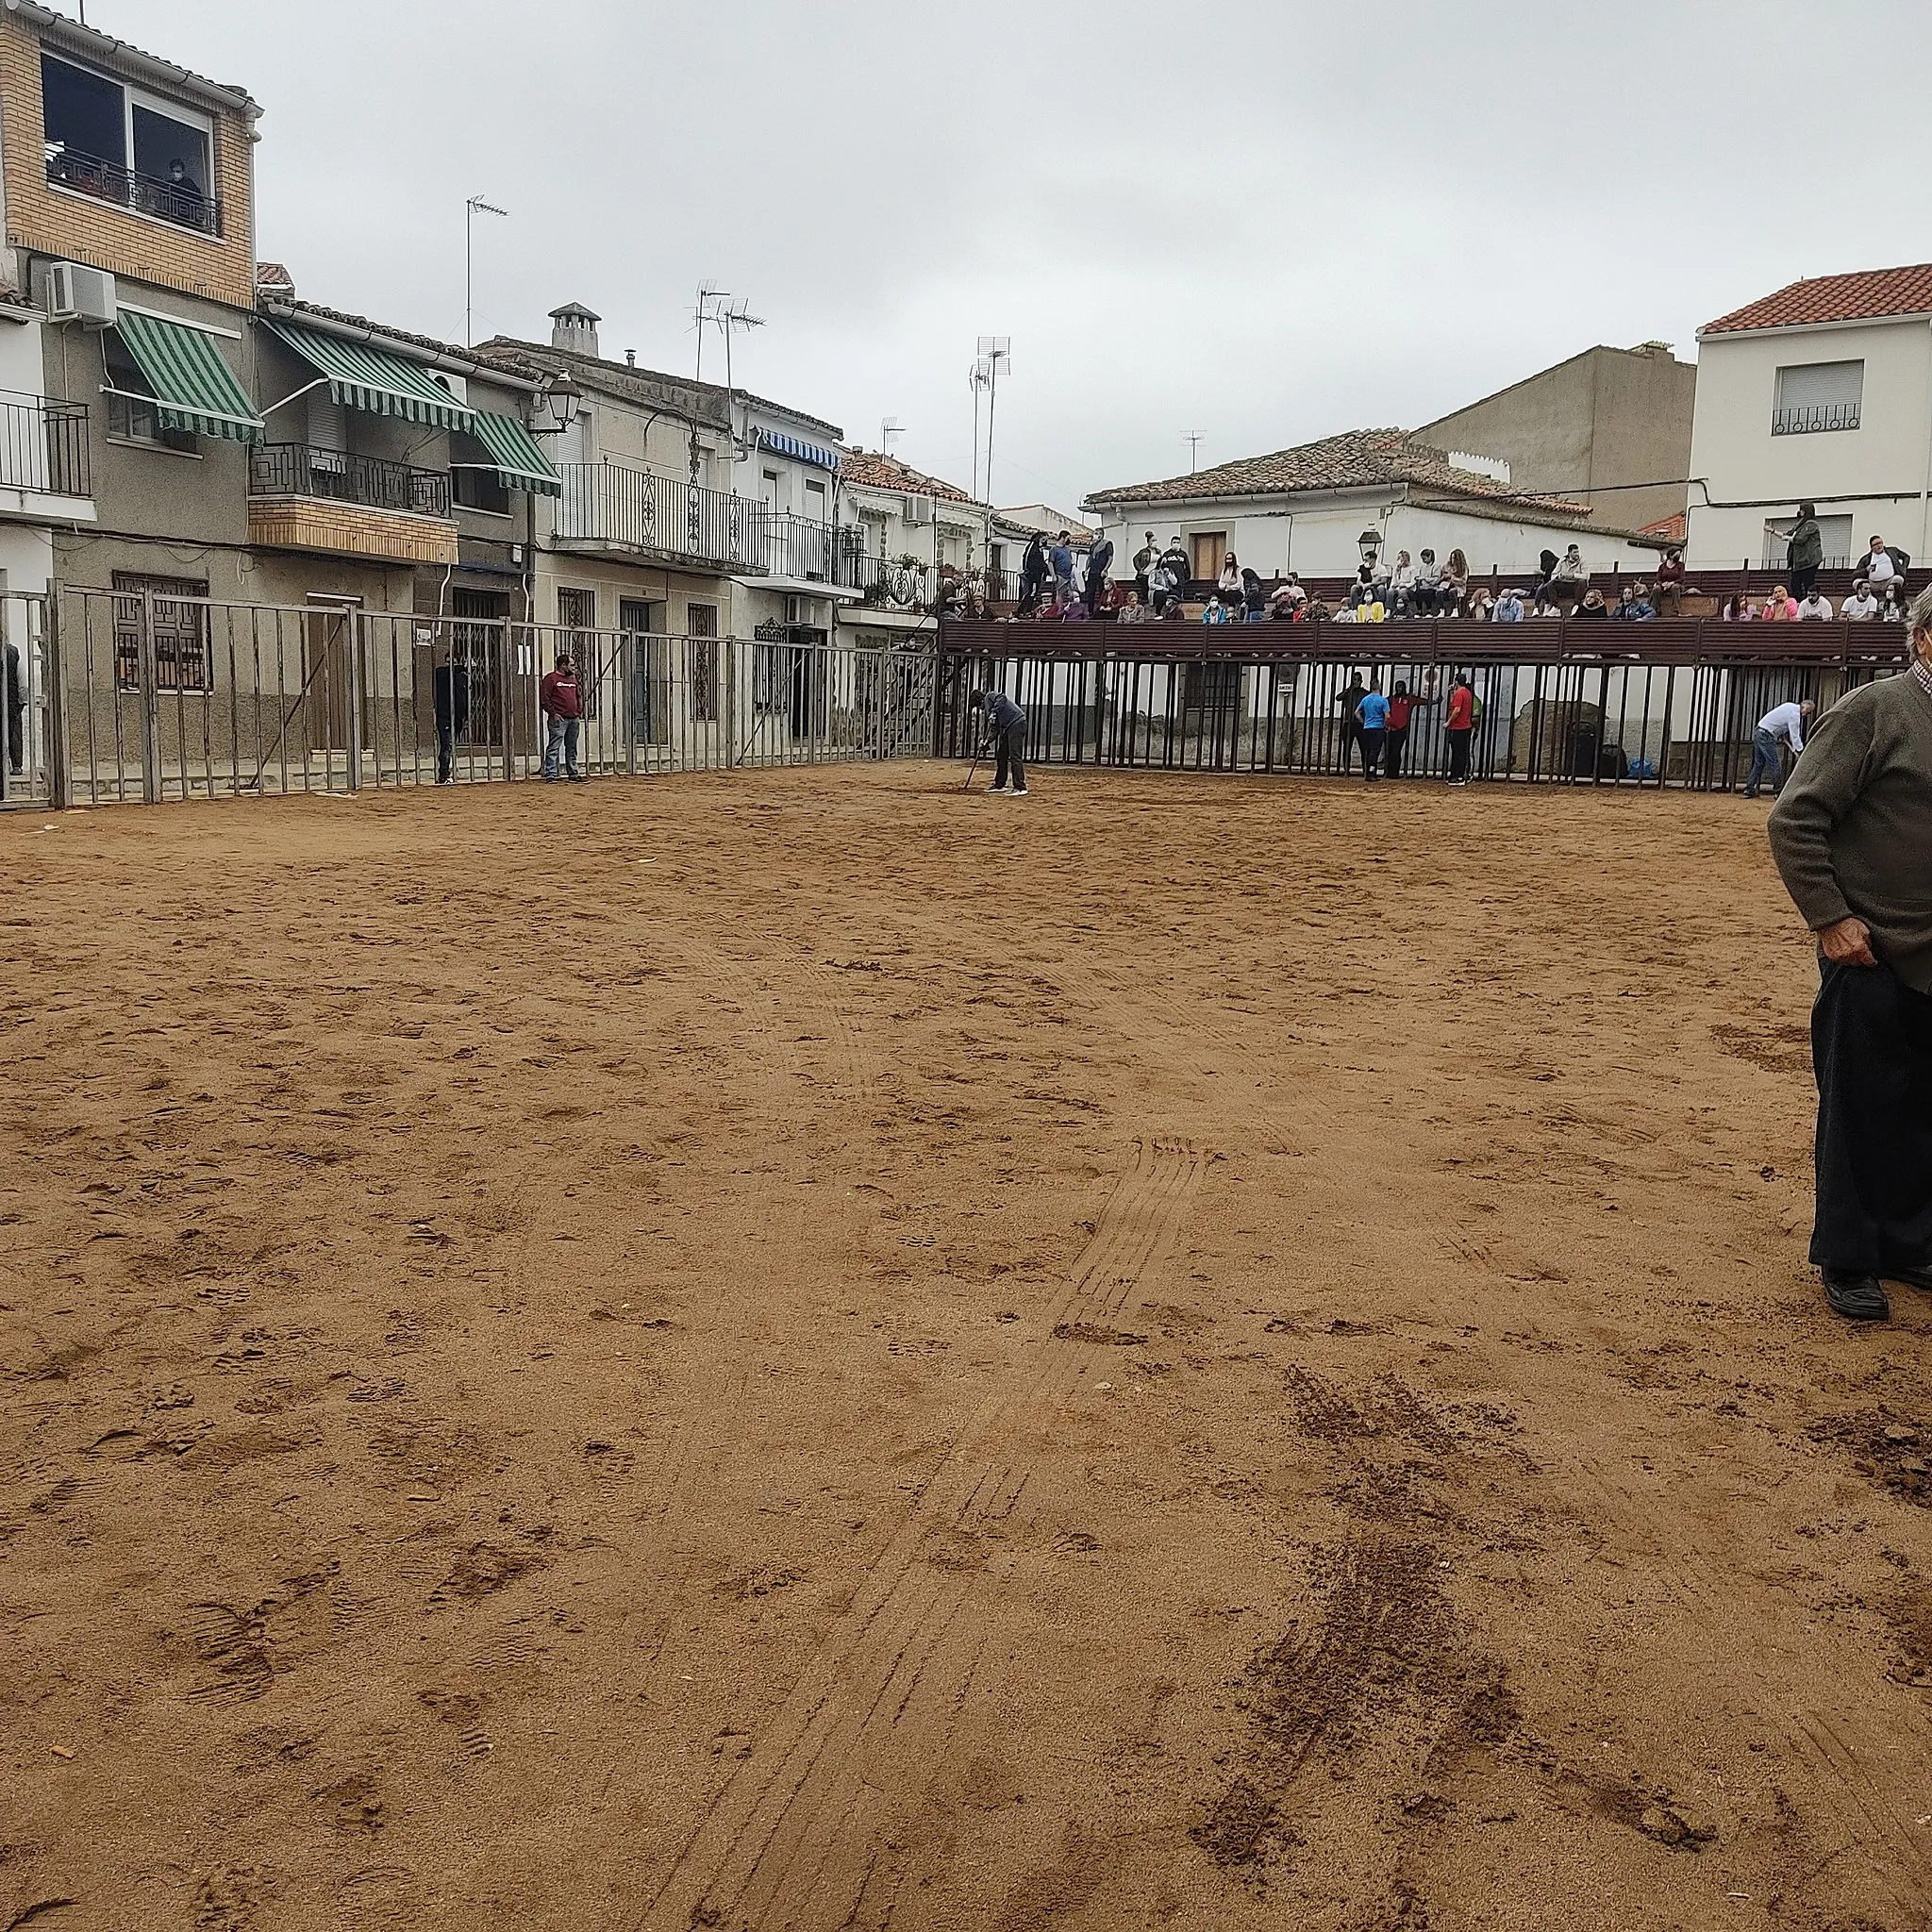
[
  {"xmin": 0, "ymin": 394, "xmax": 90, "ymax": 496},
  {"xmin": 554, "ymin": 463, "xmax": 840, "ymax": 579},
  {"xmin": 248, "ymin": 443, "xmax": 451, "ymax": 520},
  {"xmin": 1771, "ymin": 401, "xmax": 1859, "ymax": 436},
  {"xmin": 45, "ymin": 147, "xmax": 223, "ymax": 237}
]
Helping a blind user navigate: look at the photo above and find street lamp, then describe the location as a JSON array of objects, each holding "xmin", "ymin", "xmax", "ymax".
[
  {"xmin": 531, "ymin": 370, "xmax": 582, "ymax": 436},
  {"xmin": 1357, "ymin": 527, "xmax": 1382, "ymax": 568}
]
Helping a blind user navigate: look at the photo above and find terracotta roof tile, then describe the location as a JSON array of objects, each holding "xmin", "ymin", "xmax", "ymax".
[
  {"xmin": 1702, "ymin": 265, "xmax": 1932, "ymax": 336},
  {"xmin": 1639, "ymin": 511, "xmax": 1688, "ymax": 545},
  {"xmin": 840, "ymin": 446, "xmax": 979, "ymax": 505},
  {"xmin": 264, "ymin": 297, "xmax": 534, "ymax": 381},
  {"xmin": 1085, "ymin": 428, "xmax": 1591, "ymax": 517}
]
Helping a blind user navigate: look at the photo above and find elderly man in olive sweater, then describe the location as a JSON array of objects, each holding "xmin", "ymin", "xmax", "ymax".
[{"xmin": 1768, "ymin": 585, "xmax": 1932, "ymax": 1320}]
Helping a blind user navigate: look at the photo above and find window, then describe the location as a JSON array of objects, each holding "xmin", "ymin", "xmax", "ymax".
[
  {"xmin": 687, "ymin": 602, "xmax": 718, "ymax": 722},
  {"xmin": 557, "ymin": 585, "xmax": 599, "ymax": 720},
  {"xmin": 111, "ymin": 572, "xmax": 208, "ymax": 692},
  {"xmin": 450, "ymin": 432, "xmax": 510, "ymax": 513},
  {"xmin": 1773, "ymin": 359, "xmax": 1862, "ymax": 436},
  {"xmin": 805, "ymin": 476, "xmax": 827, "ymax": 525},
  {"xmin": 42, "ymin": 54, "xmax": 216, "ymax": 234},
  {"xmin": 1764, "ymin": 513, "xmax": 1855, "ymax": 570}
]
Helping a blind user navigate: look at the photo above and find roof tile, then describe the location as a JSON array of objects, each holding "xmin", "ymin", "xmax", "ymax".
[{"xmin": 1702, "ymin": 265, "xmax": 1932, "ymax": 336}]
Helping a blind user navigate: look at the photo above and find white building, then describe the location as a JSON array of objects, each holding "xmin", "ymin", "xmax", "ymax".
[
  {"xmin": 1687, "ymin": 264, "xmax": 1932, "ymax": 572},
  {"xmin": 1083, "ymin": 429, "xmax": 1661, "ymax": 591},
  {"xmin": 836, "ymin": 445, "xmax": 992, "ymax": 642}
]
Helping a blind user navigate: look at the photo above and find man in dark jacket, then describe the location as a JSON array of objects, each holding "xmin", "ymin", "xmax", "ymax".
[
  {"xmin": 1767, "ymin": 586, "xmax": 1932, "ymax": 1320},
  {"xmin": 1786, "ymin": 503, "xmax": 1824, "ymax": 601},
  {"xmin": 1018, "ymin": 534, "xmax": 1048, "ymax": 617},
  {"xmin": 432, "ymin": 645, "xmax": 470, "ymax": 785},
  {"xmin": 1085, "ymin": 533, "xmax": 1115, "ymax": 615},
  {"xmin": 969, "ymin": 687, "xmax": 1028, "ymax": 796}
]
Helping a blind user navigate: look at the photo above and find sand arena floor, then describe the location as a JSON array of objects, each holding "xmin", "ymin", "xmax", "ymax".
[{"xmin": 3, "ymin": 761, "xmax": 1930, "ymax": 1932}]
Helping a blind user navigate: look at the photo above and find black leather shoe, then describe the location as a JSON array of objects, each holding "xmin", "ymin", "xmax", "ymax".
[
  {"xmin": 1824, "ymin": 1270, "xmax": 1890, "ymax": 1321},
  {"xmin": 1881, "ymin": 1265, "xmax": 1932, "ymax": 1293}
]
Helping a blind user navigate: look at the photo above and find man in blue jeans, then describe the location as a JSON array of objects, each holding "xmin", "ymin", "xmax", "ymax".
[
  {"xmin": 539, "ymin": 649, "xmax": 584, "ymax": 782},
  {"xmin": 969, "ymin": 688, "xmax": 1028, "ymax": 795},
  {"xmin": 1356, "ymin": 679, "xmax": 1391, "ymax": 782},
  {"xmin": 1743, "ymin": 697, "xmax": 1812, "ymax": 799}
]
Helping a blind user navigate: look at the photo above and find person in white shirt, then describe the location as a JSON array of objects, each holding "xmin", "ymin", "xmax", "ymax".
[
  {"xmin": 1390, "ymin": 550, "xmax": 1417, "ymax": 615},
  {"xmin": 1797, "ymin": 591, "xmax": 1835, "ymax": 621},
  {"xmin": 1842, "ymin": 586, "xmax": 1879, "ymax": 621},
  {"xmin": 1859, "ymin": 536, "xmax": 1898, "ymax": 590},
  {"xmin": 1743, "ymin": 698, "xmax": 1815, "ymax": 799}
]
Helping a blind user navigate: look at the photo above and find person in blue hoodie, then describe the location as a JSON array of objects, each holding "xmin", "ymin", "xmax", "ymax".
[
  {"xmin": 1049, "ymin": 532, "xmax": 1075, "ymax": 607},
  {"xmin": 1356, "ymin": 679, "xmax": 1391, "ymax": 783}
]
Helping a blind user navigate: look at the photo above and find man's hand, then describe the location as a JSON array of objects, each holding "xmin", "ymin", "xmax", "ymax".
[{"xmin": 1818, "ymin": 915, "xmax": 1876, "ymax": 966}]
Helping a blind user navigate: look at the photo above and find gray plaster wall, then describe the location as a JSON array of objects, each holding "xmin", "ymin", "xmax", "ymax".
[{"xmin": 1416, "ymin": 346, "xmax": 1696, "ymax": 534}]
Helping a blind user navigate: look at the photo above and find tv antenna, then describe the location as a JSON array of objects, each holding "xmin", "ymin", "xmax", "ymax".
[
  {"xmin": 1184, "ymin": 430, "xmax": 1205, "ymax": 473},
  {"xmin": 464, "ymin": 195, "xmax": 508, "ymax": 346},
  {"xmin": 881, "ymin": 416, "xmax": 905, "ymax": 456},
  {"xmin": 691, "ymin": 283, "xmax": 726, "ymax": 380},
  {"xmin": 975, "ymin": 337, "xmax": 1009, "ymax": 502}
]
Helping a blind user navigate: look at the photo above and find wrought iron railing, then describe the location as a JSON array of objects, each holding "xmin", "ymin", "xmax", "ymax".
[
  {"xmin": 841, "ymin": 551, "xmax": 930, "ymax": 608},
  {"xmin": 1771, "ymin": 401, "xmax": 1859, "ymax": 436},
  {"xmin": 553, "ymin": 463, "xmax": 840, "ymax": 580},
  {"xmin": 0, "ymin": 395, "xmax": 89, "ymax": 496},
  {"xmin": 248, "ymin": 443, "xmax": 451, "ymax": 520},
  {"xmin": 45, "ymin": 148, "xmax": 222, "ymax": 237}
]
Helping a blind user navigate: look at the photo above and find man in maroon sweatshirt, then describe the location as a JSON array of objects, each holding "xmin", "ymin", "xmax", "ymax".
[{"xmin": 539, "ymin": 649, "xmax": 584, "ymax": 782}]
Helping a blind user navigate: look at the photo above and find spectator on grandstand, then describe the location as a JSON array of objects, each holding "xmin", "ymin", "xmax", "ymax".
[
  {"xmin": 1842, "ymin": 584, "xmax": 1879, "ymax": 622},
  {"xmin": 1268, "ymin": 575, "xmax": 1306, "ymax": 619},
  {"xmin": 1786, "ymin": 505, "xmax": 1824, "ymax": 600},
  {"xmin": 1217, "ymin": 552, "xmax": 1242, "ymax": 606},
  {"xmin": 1797, "ymin": 587, "xmax": 1836, "ymax": 622},
  {"xmin": 1765, "ymin": 589, "xmax": 1932, "ymax": 1323},
  {"xmin": 1763, "ymin": 583, "xmax": 1800, "ymax": 622},
  {"xmin": 1241, "ymin": 567, "xmax": 1268, "ymax": 618},
  {"xmin": 1439, "ymin": 549, "xmax": 1471, "ymax": 617},
  {"xmin": 1202, "ymin": 596, "xmax": 1231, "ymax": 625},
  {"xmin": 1132, "ymin": 530, "xmax": 1160, "ymax": 607},
  {"xmin": 1466, "ymin": 586, "xmax": 1494, "ymax": 623},
  {"xmin": 1574, "ymin": 587, "xmax": 1609, "ymax": 619},
  {"xmin": 539, "ymin": 648, "xmax": 584, "ymax": 783},
  {"xmin": 1049, "ymin": 532, "xmax": 1075, "ymax": 603},
  {"xmin": 1347, "ymin": 564, "xmax": 1375, "ymax": 609},
  {"xmin": 1017, "ymin": 532, "xmax": 1048, "ymax": 616},
  {"xmin": 1084, "ymin": 531, "xmax": 1114, "ymax": 615},
  {"xmin": 1611, "ymin": 584, "xmax": 1657, "ymax": 622},
  {"xmin": 1369, "ymin": 547, "xmax": 1394, "ymax": 606},
  {"xmin": 1062, "ymin": 594, "xmax": 1091, "ymax": 623},
  {"xmin": 1413, "ymin": 549, "xmax": 1442, "ymax": 616},
  {"xmin": 1159, "ymin": 537, "xmax": 1191, "ymax": 597},
  {"xmin": 1146, "ymin": 557, "xmax": 1174, "ymax": 613},
  {"xmin": 1390, "ymin": 550, "xmax": 1418, "ymax": 617},
  {"xmin": 1494, "ymin": 586, "xmax": 1525, "ymax": 624},
  {"xmin": 1534, "ymin": 544, "xmax": 1589, "ymax": 614},
  {"xmin": 1444, "ymin": 673, "xmax": 1477, "ymax": 785},
  {"xmin": 1857, "ymin": 533, "xmax": 1909, "ymax": 592},
  {"xmin": 1653, "ymin": 548, "xmax": 1688, "ymax": 616},
  {"xmin": 1882, "ymin": 582, "xmax": 1909, "ymax": 623},
  {"xmin": 1743, "ymin": 697, "xmax": 1813, "ymax": 800},
  {"xmin": 962, "ymin": 588, "xmax": 991, "ymax": 621},
  {"xmin": 1355, "ymin": 679, "xmax": 1391, "ymax": 783},
  {"xmin": 1723, "ymin": 592, "xmax": 1758, "ymax": 622},
  {"xmin": 1117, "ymin": 591, "xmax": 1147, "ymax": 624}
]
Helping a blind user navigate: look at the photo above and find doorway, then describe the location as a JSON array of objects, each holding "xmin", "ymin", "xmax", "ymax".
[{"xmin": 1190, "ymin": 532, "xmax": 1227, "ymax": 585}]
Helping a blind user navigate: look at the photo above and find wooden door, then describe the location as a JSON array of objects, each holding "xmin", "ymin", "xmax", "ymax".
[{"xmin": 1191, "ymin": 532, "xmax": 1227, "ymax": 584}]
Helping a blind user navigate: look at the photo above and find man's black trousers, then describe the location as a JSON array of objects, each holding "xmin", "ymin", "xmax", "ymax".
[{"xmin": 1810, "ymin": 958, "xmax": 1932, "ymax": 1274}]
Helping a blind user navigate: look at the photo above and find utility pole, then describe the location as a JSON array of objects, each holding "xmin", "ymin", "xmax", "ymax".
[
  {"xmin": 1185, "ymin": 430, "xmax": 1204, "ymax": 473},
  {"xmin": 465, "ymin": 196, "xmax": 507, "ymax": 347},
  {"xmin": 976, "ymin": 337, "xmax": 1009, "ymax": 505}
]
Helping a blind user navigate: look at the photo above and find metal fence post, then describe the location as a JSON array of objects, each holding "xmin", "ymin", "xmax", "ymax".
[
  {"xmin": 137, "ymin": 585, "xmax": 162, "ymax": 803},
  {"xmin": 344, "ymin": 608, "xmax": 363, "ymax": 792},
  {"xmin": 42, "ymin": 586, "xmax": 68, "ymax": 809}
]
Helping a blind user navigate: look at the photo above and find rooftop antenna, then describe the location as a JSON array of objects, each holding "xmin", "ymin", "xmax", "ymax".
[
  {"xmin": 691, "ymin": 283, "xmax": 725, "ymax": 381},
  {"xmin": 881, "ymin": 416, "xmax": 905, "ymax": 457},
  {"xmin": 1184, "ymin": 430, "xmax": 1204, "ymax": 473},
  {"xmin": 975, "ymin": 336, "xmax": 1009, "ymax": 503},
  {"xmin": 464, "ymin": 195, "xmax": 508, "ymax": 347},
  {"xmin": 969, "ymin": 358, "xmax": 992, "ymax": 499},
  {"xmin": 718, "ymin": 300, "xmax": 764, "ymax": 457}
]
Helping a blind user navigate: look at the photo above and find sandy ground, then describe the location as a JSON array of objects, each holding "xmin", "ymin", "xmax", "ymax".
[{"xmin": 2, "ymin": 760, "xmax": 1929, "ymax": 1932}]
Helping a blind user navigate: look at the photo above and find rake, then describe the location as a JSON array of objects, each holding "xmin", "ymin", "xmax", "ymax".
[{"xmin": 961, "ymin": 739, "xmax": 992, "ymax": 791}]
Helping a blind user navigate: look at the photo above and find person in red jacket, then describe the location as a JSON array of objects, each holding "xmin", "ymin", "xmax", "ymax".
[
  {"xmin": 539, "ymin": 649, "xmax": 584, "ymax": 783},
  {"xmin": 1444, "ymin": 674, "xmax": 1477, "ymax": 786}
]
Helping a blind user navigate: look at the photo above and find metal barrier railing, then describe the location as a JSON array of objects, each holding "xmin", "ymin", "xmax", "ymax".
[
  {"xmin": 936, "ymin": 622, "xmax": 1913, "ymax": 791},
  {"xmin": 26, "ymin": 586, "xmax": 940, "ymax": 808}
]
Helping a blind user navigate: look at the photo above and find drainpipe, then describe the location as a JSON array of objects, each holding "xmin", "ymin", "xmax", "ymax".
[{"xmin": 1920, "ymin": 320, "xmax": 1932, "ymax": 560}]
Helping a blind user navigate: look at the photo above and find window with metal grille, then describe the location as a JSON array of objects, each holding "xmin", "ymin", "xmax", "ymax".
[
  {"xmin": 1773, "ymin": 359, "xmax": 1862, "ymax": 435},
  {"xmin": 686, "ymin": 603, "xmax": 719, "ymax": 721},
  {"xmin": 556, "ymin": 585, "xmax": 599, "ymax": 719},
  {"xmin": 112, "ymin": 572, "xmax": 208, "ymax": 692}
]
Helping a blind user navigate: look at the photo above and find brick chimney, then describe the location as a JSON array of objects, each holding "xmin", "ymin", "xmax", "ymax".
[{"xmin": 549, "ymin": 302, "xmax": 601, "ymax": 359}]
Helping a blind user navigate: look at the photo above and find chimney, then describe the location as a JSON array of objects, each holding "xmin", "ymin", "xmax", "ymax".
[
  {"xmin": 548, "ymin": 301, "xmax": 601, "ymax": 359},
  {"xmin": 625, "ymin": 349, "xmax": 636, "ymax": 367}
]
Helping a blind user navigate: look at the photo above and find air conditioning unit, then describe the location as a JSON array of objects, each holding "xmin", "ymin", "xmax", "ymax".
[
  {"xmin": 46, "ymin": 260, "xmax": 116, "ymax": 327},
  {"xmin": 429, "ymin": 370, "xmax": 467, "ymax": 405},
  {"xmin": 903, "ymin": 492, "xmax": 933, "ymax": 526}
]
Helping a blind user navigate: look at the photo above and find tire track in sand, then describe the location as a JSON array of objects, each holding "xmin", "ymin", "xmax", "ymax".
[{"xmin": 636, "ymin": 1138, "xmax": 1212, "ymax": 1932}]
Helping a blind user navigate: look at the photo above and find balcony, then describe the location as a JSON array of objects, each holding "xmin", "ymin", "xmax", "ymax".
[
  {"xmin": 553, "ymin": 462, "xmax": 838, "ymax": 582},
  {"xmin": 1771, "ymin": 402, "xmax": 1859, "ymax": 436},
  {"xmin": 0, "ymin": 393, "xmax": 90, "ymax": 501},
  {"xmin": 248, "ymin": 442, "xmax": 458, "ymax": 566},
  {"xmin": 45, "ymin": 147, "xmax": 223, "ymax": 237}
]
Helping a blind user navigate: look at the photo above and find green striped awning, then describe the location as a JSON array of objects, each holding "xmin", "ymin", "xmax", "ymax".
[
  {"xmin": 111, "ymin": 310, "xmax": 264, "ymax": 442},
  {"xmin": 469, "ymin": 410, "xmax": 561, "ymax": 496},
  {"xmin": 263, "ymin": 320, "xmax": 475, "ymax": 433}
]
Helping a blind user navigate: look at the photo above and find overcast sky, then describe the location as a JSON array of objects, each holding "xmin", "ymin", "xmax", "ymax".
[{"xmin": 76, "ymin": 0, "xmax": 1932, "ymax": 510}]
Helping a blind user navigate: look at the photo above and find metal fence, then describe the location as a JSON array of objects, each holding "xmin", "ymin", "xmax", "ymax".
[
  {"xmin": 936, "ymin": 619, "xmax": 1913, "ymax": 791},
  {"xmin": 1, "ymin": 587, "xmax": 939, "ymax": 809}
]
